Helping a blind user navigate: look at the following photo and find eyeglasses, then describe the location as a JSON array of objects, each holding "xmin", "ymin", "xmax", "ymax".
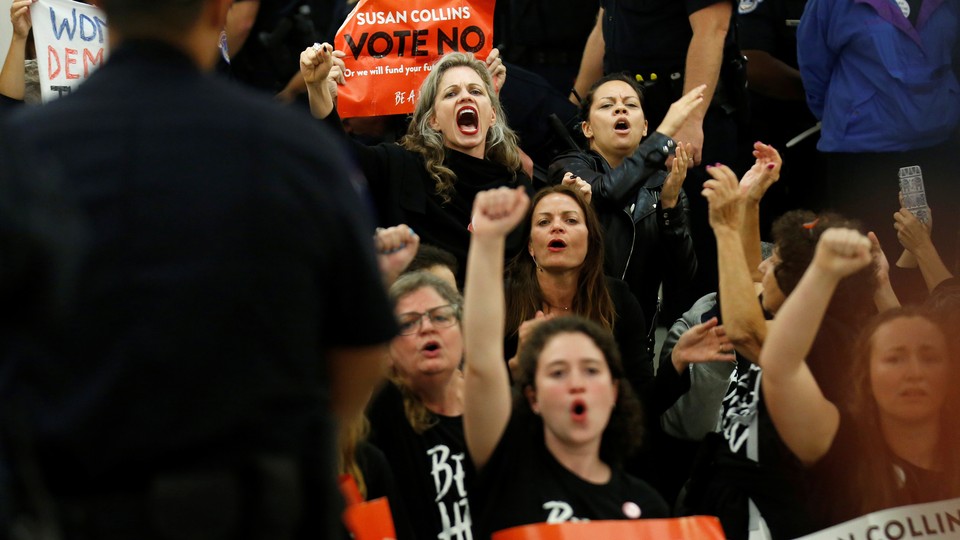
[{"xmin": 396, "ymin": 305, "xmax": 459, "ymax": 335}]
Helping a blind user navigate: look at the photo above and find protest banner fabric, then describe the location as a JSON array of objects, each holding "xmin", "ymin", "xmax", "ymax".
[
  {"xmin": 30, "ymin": 0, "xmax": 107, "ymax": 103},
  {"xmin": 798, "ymin": 498, "xmax": 960, "ymax": 540},
  {"xmin": 491, "ymin": 516, "xmax": 726, "ymax": 540},
  {"xmin": 333, "ymin": 0, "xmax": 494, "ymax": 117}
]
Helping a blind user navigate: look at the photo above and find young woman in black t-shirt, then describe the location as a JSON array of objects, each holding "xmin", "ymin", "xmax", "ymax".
[
  {"xmin": 462, "ymin": 187, "xmax": 668, "ymax": 540},
  {"xmin": 760, "ymin": 229, "xmax": 960, "ymax": 528}
]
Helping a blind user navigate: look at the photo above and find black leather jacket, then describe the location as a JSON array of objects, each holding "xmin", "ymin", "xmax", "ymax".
[{"xmin": 548, "ymin": 132, "xmax": 697, "ymax": 319}]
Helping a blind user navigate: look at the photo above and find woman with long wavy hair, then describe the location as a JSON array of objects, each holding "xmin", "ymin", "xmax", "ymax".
[
  {"xmin": 462, "ymin": 186, "xmax": 668, "ymax": 539},
  {"xmin": 300, "ymin": 44, "xmax": 531, "ymax": 279},
  {"xmin": 503, "ymin": 184, "xmax": 652, "ymax": 400}
]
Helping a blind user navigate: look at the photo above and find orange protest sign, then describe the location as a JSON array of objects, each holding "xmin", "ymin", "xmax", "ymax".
[
  {"xmin": 339, "ymin": 474, "xmax": 398, "ymax": 540},
  {"xmin": 491, "ymin": 516, "xmax": 727, "ymax": 540},
  {"xmin": 342, "ymin": 498, "xmax": 397, "ymax": 540},
  {"xmin": 333, "ymin": 0, "xmax": 495, "ymax": 118}
]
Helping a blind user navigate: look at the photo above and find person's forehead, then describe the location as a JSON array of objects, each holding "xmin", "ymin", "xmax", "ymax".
[
  {"xmin": 595, "ymin": 81, "xmax": 640, "ymax": 100},
  {"xmin": 396, "ymin": 287, "xmax": 446, "ymax": 311},
  {"xmin": 439, "ymin": 66, "xmax": 484, "ymax": 87}
]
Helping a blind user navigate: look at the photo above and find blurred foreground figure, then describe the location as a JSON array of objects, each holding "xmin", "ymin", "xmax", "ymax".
[{"xmin": 0, "ymin": 0, "xmax": 397, "ymax": 538}]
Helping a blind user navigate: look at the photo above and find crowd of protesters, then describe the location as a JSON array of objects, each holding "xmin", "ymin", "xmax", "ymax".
[{"xmin": 0, "ymin": 0, "xmax": 958, "ymax": 539}]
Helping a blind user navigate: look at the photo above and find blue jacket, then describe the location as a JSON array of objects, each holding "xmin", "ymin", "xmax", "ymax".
[{"xmin": 798, "ymin": 0, "xmax": 960, "ymax": 152}]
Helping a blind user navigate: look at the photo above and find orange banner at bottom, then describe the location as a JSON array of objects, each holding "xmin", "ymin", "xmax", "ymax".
[
  {"xmin": 339, "ymin": 474, "xmax": 397, "ymax": 540},
  {"xmin": 342, "ymin": 497, "xmax": 396, "ymax": 540},
  {"xmin": 492, "ymin": 516, "xmax": 726, "ymax": 540}
]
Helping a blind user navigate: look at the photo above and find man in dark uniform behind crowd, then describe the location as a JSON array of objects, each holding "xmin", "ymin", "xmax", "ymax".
[
  {"xmin": 494, "ymin": 0, "xmax": 599, "ymax": 95},
  {"xmin": 572, "ymin": 0, "xmax": 741, "ymax": 318},
  {"xmin": 0, "ymin": 0, "xmax": 396, "ymax": 537},
  {"xmin": 736, "ymin": 0, "xmax": 824, "ymax": 234}
]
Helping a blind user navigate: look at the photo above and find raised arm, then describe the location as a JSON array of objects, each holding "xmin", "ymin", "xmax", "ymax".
[
  {"xmin": 570, "ymin": 8, "xmax": 605, "ymax": 106},
  {"xmin": 759, "ymin": 228, "xmax": 872, "ymax": 465},
  {"xmin": 374, "ymin": 225, "xmax": 420, "ymax": 286},
  {"xmin": 738, "ymin": 142, "xmax": 781, "ymax": 280},
  {"xmin": 483, "ymin": 47, "xmax": 506, "ymax": 94},
  {"xmin": 0, "ymin": 0, "xmax": 34, "ymax": 101},
  {"xmin": 299, "ymin": 43, "xmax": 346, "ymax": 120},
  {"xmin": 702, "ymin": 163, "xmax": 767, "ymax": 362},
  {"xmin": 895, "ymin": 208, "xmax": 953, "ymax": 292},
  {"xmin": 868, "ymin": 232, "xmax": 900, "ymax": 312},
  {"xmin": 462, "ymin": 187, "xmax": 530, "ymax": 469}
]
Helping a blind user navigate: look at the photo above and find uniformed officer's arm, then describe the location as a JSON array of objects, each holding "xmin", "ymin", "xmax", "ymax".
[
  {"xmin": 743, "ymin": 50, "xmax": 805, "ymax": 101},
  {"xmin": 673, "ymin": 1, "xmax": 732, "ymax": 164},
  {"xmin": 738, "ymin": 0, "xmax": 805, "ymax": 100},
  {"xmin": 571, "ymin": 8, "xmax": 605, "ymax": 106}
]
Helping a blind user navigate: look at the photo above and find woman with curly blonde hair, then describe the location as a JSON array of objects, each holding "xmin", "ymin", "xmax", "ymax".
[{"xmin": 300, "ymin": 44, "xmax": 531, "ymax": 279}]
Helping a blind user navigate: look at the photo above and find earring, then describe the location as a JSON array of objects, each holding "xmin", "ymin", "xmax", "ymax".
[{"xmin": 532, "ymin": 254, "xmax": 544, "ymax": 272}]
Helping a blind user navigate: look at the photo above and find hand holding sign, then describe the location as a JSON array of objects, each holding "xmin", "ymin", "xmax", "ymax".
[
  {"xmin": 11, "ymin": 0, "xmax": 36, "ymax": 39},
  {"xmin": 300, "ymin": 43, "xmax": 344, "ymax": 86},
  {"xmin": 30, "ymin": 0, "xmax": 108, "ymax": 102},
  {"xmin": 484, "ymin": 47, "xmax": 505, "ymax": 94},
  {"xmin": 333, "ymin": 0, "xmax": 495, "ymax": 117},
  {"xmin": 300, "ymin": 42, "xmax": 347, "ymax": 119}
]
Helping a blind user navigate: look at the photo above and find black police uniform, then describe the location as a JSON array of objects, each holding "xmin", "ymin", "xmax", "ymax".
[
  {"xmin": 737, "ymin": 0, "xmax": 825, "ymax": 234},
  {"xmin": 494, "ymin": 0, "xmax": 600, "ymax": 94}
]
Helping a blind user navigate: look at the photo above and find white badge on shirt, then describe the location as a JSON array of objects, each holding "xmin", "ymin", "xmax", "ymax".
[
  {"xmin": 894, "ymin": 0, "xmax": 910, "ymax": 18},
  {"xmin": 738, "ymin": 0, "xmax": 763, "ymax": 14}
]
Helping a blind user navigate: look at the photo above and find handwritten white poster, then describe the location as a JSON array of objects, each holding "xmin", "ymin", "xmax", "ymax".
[{"xmin": 29, "ymin": 0, "xmax": 108, "ymax": 102}]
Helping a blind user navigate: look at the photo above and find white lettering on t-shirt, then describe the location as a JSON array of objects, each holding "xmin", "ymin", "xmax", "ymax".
[
  {"xmin": 543, "ymin": 501, "xmax": 589, "ymax": 524},
  {"xmin": 428, "ymin": 444, "xmax": 472, "ymax": 540},
  {"xmin": 721, "ymin": 364, "xmax": 762, "ymax": 456}
]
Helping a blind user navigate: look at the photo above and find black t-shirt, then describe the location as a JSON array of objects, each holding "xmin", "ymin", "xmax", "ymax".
[
  {"xmin": 504, "ymin": 277, "xmax": 653, "ymax": 400},
  {"xmin": 367, "ymin": 382, "xmax": 476, "ymax": 540},
  {"xmin": 809, "ymin": 410, "xmax": 953, "ymax": 529},
  {"xmin": 685, "ymin": 314, "xmax": 853, "ymax": 540},
  {"xmin": 474, "ymin": 411, "xmax": 669, "ymax": 540}
]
